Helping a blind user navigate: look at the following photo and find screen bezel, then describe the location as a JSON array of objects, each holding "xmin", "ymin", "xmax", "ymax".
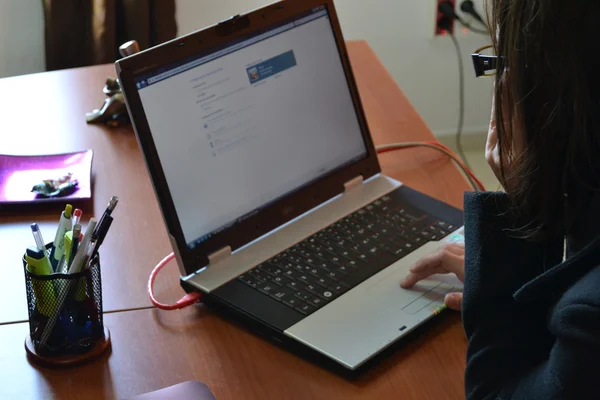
[{"xmin": 116, "ymin": 0, "xmax": 382, "ymax": 276}]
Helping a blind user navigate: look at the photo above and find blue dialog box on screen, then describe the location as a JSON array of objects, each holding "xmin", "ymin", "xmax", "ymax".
[{"xmin": 247, "ymin": 50, "xmax": 297, "ymax": 84}]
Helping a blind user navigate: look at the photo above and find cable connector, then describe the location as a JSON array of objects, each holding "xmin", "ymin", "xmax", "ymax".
[
  {"xmin": 148, "ymin": 252, "xmax": 203, "ymax": 310},
  {"xmin": 173, "ymin": 292, "xmax": 203, "ymax": 310},
  {"xmin": 460, "ymin": 0, "xmax": 487, "ymax": 28},
  {"xmin": 439, "ymin": 1, "xmax": 488, "ymax": 35}
]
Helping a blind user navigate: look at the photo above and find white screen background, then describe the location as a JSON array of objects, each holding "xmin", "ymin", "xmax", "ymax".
[{"xmin": 139, "ymin": 15, "xmax": 367, "ymax": 245}]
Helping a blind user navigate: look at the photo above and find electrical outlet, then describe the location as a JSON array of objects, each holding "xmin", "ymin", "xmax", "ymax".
[{"xmin": 435, "ymin": 0, "xmax": 456, "ymax": 36}]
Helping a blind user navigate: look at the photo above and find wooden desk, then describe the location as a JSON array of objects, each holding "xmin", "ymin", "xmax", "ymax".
[
  {"xmin": 0, "ymin": 41, "xmax": 469, "ymax": 399},
  {"xmin": 0, "ymin": 307, "xmax": 467, "ymax": 399}
]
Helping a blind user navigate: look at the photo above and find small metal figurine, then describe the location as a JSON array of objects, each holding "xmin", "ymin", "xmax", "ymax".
[
  {"xmin": 31, "ymin": 173, "xmax": 79, "ymax": 198},
  {"xmin": 86, "ymin": 41, "xmax": 141, "ymax": 128}
]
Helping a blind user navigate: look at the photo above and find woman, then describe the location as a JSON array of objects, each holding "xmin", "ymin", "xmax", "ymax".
[{"xmin": 401, "ymin": 1, "xmax": 600, "ymax": 399}]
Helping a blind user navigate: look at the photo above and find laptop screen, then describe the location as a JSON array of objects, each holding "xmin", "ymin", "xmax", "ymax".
[{"xmin": 136, "ymin": 7, "xmax": 368, "ymax": 249}]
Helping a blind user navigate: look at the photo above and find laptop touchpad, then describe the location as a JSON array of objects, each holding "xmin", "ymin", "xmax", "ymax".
[
  {"xmin": 285, "ymin": 241, "xmax": 462, "ymax": 370},
  {"xmin": 365, "ymin": 241, "xmax": 450, "ymax": 307}
]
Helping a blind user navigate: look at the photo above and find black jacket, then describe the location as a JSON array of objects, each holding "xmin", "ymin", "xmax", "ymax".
[{"xmin": 462, "ymin": 192, "xmax": 600, "ymax": 400}]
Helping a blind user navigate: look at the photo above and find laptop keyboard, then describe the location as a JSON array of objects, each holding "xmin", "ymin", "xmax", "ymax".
[{"xmin": 237, "ymin": 195, "xmax": 457, "ymax": 316}]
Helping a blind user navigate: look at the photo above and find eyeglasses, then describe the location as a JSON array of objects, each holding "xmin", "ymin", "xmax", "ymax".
[{"xmin": 471, "ymin": 45, "xmax": 505, "ymax": 77}]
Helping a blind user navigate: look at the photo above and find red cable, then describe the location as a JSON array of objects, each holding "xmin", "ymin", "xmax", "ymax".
[
  {"xmin": 148, "ymin": 252, "xmax": 202, "ymax": 310},
  {"xmin": 428, "ymin": 141, "xmax": 486, "ymax": 190},
  {"xmin": 376, "ymin": 141, "xmax": 486, "ymax": 191}
]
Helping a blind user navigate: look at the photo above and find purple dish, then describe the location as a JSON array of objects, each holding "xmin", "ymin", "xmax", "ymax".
[{"xmin": 0, "ymin": 150, "xmax": 93, "ymax": 204}]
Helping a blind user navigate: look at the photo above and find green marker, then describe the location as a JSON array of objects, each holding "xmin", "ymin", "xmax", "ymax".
[
  {"xmin": 50, "ymin": 204, "xmax": 73, "ymax": 271},
  {"xmin": 61, "ymin": 223, "xmax": 81, "ymax": 274},
  {"xmin": 63, "ymin": 230, "xmax": 73, "ymax": 272},
  {"xmin": 25, "ymin": 247, "xmax": 57, "ymax": 316}
]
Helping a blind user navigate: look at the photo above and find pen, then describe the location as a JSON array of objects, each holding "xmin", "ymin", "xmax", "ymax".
[
  {"xmin": 86, "ymin": 196, "xmax": 118, "ymax": 262},
  {"xmin": 68, "ymin": 218, "xmax": 97, "ymax": 274},
  {"xmin": 38, "ymin": 278, "xmax": 70, "ymax": 347},
  {"xmin": 90, "ymin": 215, "xmax": 113, "ymax": 260},
  {"xmin": 30, "ymin": 223, "xmax": 47, "ymax": 253},
  {"xmin": 69, "ymin": 224, "xmax": 81, "ymax": 270},
  {"xmin": 40, "ymin": 219, "xmax": 95, "ymax": 346},
  {"xmin": 93, "ymin": 196, "xmax": 118, "ymax": 239},
  {"xmin": 73, "ymin": 208, "xmax": 83, "ymax": 226},
  {"xmin": 61, "ymin": 231, "xmax": 73, "ymax": 274},
  {"xmin": 82, "ymin": 240, "xmax": 97, "ymax": 270},
  {"xmin": 49, "ymin": 204, "xmax": 73, "ymax": 271},
  {"xmin": 59, "ymin": 222, "xmax": 83, "ymax": 274}
]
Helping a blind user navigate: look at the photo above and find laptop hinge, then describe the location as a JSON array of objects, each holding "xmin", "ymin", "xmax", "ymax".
[
  {"xmin": 344, "ymin": 175, "xmax": 364, "ymax": 193},
  {"xmin": 207, "ymin": 245, "xmax": 232, "ymax": 266},
  {"xmin": 168, "ymin": 234, "xmax": 187, "ymax": 276}
]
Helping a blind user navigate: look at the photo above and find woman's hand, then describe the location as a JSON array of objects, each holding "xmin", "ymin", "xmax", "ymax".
[{"xmin": 400, "ymin": 242, "xmax": 465, "ymax": 311}]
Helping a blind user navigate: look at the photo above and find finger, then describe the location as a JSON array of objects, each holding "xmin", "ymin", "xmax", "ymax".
[
  {"xmin": 435, "ymin": 248, "xmax": 465, "ymax": 279},
  {"xmin": 441, "ymin": 243, "xmax": 465, "ymax": 256},
  {"xmin": 411, "ymin": 246, "xmax": 464, "ymax": 277},
  {"xmin": 402, "ymin": 253, "xmax": 464, "ymax": 288},
  {"xmin": 402, "ymin": 243, "xmax": 465, "ymax": 288},
  {"xmin": 400, "ymin": 265, "xmax": 451, "ymax": 288},
  {"xmin": 444, "ymin": 292, "xmax": 463, "ymax": 312},
  {"xmin": 409, "ymin": 243, "xmax": 464, "ymax": 274},
  {"xmin": 408, "ymin": 249, "xmax": 444, "ymax": 273}
]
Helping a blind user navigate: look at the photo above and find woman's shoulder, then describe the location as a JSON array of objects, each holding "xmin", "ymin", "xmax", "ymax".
[
  {"xmin": 548, "ymin": 260, "xmax": 600, "ymax": 333},
  {"xmin": 543, "ymin": 264, "xmax": 600, "ymax": 354},
  {"xmin": 555, "ymin": 263, "xmax": 600, "ymax": 309}
]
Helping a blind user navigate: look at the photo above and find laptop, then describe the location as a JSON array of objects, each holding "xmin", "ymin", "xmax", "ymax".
[{"xmin": 116, "ymin": 0, "xmax": 464, "ymax": 371}]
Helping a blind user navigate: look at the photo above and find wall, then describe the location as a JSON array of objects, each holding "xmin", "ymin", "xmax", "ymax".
[
  {"xmin": 0, "ymin": 0, "xmax": 492, "ymax": 137},
  {"xmin": 0, "ymin": 0, "xmax": 45, "ymax": 78},
  {"xmin": 176, "ymin": 0, "xmax": 493, "ymax": 137}
]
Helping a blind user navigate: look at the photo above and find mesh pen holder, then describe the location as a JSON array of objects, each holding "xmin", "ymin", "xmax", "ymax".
[{"xmin": 23, "ymin": 248, "xmax": 106, "ymax": 360}]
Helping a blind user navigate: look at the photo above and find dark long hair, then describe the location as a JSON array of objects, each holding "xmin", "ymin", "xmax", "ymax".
[{"xmin": 490, "ymin": 0, "xmax": 600, "ymax": 239}]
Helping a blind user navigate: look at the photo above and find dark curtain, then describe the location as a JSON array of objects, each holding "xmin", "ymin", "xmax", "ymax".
[{"xmin": 42, "ymin": 0, "xmax": 177, "ymax": 71}]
